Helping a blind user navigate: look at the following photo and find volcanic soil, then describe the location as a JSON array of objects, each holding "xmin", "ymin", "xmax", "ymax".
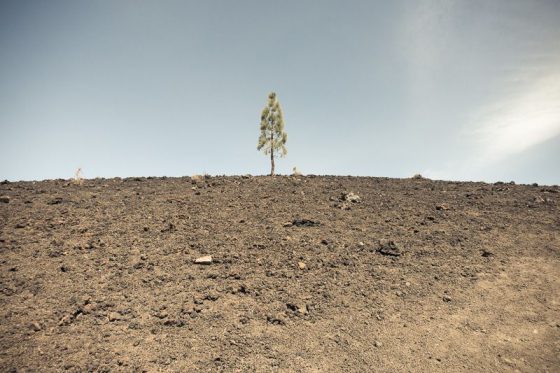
[{"xmin": 0, "ymin": 175, "xmax": 559, "ymax": 372}]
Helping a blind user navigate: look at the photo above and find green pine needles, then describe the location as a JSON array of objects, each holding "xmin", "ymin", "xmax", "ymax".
[{"xmin": 257, "ymin": 92, "xmax": 287, "ymax": 176}]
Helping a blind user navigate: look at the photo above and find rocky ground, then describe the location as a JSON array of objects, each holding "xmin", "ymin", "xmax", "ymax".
[{"xmin": 0, "ymin": 175, "xmax": 559, "ymax": 372}]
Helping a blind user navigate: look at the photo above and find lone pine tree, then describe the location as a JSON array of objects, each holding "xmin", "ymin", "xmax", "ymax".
[{"xmin": 257, "ymin": 92, "xmax": 287, "ymax": 176}]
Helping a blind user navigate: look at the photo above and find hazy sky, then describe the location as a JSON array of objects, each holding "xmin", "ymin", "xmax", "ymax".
[{"xmin": 1, "ymin": 0, "xmax": 559, "ymax": 184}]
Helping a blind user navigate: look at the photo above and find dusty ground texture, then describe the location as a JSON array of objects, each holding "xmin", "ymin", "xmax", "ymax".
[{"xmin": 1, "ymin": 175, "xmax": 559, "ymax": 372}]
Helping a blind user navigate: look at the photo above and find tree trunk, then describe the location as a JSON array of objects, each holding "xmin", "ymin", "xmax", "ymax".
[{"xmin": 270, "ymin": 132, "xmax": 275, "ymax": 176}]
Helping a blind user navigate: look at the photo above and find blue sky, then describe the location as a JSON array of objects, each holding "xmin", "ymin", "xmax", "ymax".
[{"xmin": 1, "ymin": 0, "xmax": 559, "ymax": 184}]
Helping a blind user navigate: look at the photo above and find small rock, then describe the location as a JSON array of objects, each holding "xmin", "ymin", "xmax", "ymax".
[
  {"xmin": 336, "ymin": 202, "xmax": 352, "ymax": 210},
  {"xmin": 82, "ymin": 303, "xmax": 97, "ymax": 314},
  {"xmin": 15, "ymin": 223, "xmax": 26, "ymax": 229},
  {"xmin": 376, "ymin": 240, "xmax": 402, "ymax": 257},
  {"xmin": 204, "ymin": 293, "xmax": 220, "ymax": 301},
  {"xmin": 163, "ymin": 319, "xmax": 185, "ymax": 327},
  {"xmin": 108, "ymin": 312, "xmax": 121, "ymax": 322},
  {"xmin": 47, "ymin": 197, "xmax": 64, "ymax": 205},
  {"xmin": 30, "ymin": 322, "xmax": 42, "ymax": 332},
  {"xmin": 286, "ymin": 303, "xmax": 308, "ymax": 316},
  {"xmin": 358, "ymin": 241, "xmax": 365, "ymax": 247},
  {"xmin": 298, "ymin": 262, "xmax": 306, "ymax": 270},
  {"xmin": 481, "ymin": 250, "xmax": 494, "ymax": 257},
  {"xmin": 435, "ymin": 203, "xmax": 449, "ymax": 210},
  {"xmin": 194, "ymin": 255, "xmax": 213, "ymax": 265},
  {"xmin": 267, "ymin": 314, "xmax": 285, "ymax": 325},
  {"xmin": 442, "ymin": 295, "xmax": 452, "ymax": 302},
  {"xmin": 374, "ymin": 340, "xmax": 382, "ymax": 348},
  {"xmin": 0, "ymin": 196, "xmax": 10, "ymax": 203},
  {"xmin": 341, "ymin": 192, "xmax": 361, "ymax": 203},
  {"xmin": 290, "ymin": 219, "xmax": 320, "ymax": 227},
  {"xmin": 58, "ymin": 314, "xmax": 73, "ymax": 326},
  {"xmin": 412, "ymin": 174, "xmax": 423, "ymax": 179}
]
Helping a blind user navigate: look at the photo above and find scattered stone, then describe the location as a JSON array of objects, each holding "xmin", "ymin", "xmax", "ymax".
[
  {"xmin": 533, "ymin": 196, "xmax": 545, "ymax": 204},
  {"xmin": 341, "ymin": 192, "xmax": 361, "ymax": 203},
  {"xmin": 163, "ymin": 319, "xmax": 185, "ymax": 327},
  {"xmin": 161, "ymin": 222, "xmax": 175, "ymax": 233},
  {"xmin": 376, "ymin": 240, "xmax": 402, "ymax": 257},
  {"xmin": 442, "ymin": 295, "xmax": 452, "ymax": 302},
  {"xmin": 298, "ymin": 262, "xmax": 306, "ymax": 270},
  {"xmin": 336, "ymin": 202, "xmax": 352, "ymax": 210},
  {"xmin": 374, "ymin": 340, "xmax": 382, "ymax": 348},
  {"xmin": 30, "ymin": 322, "xmax": 42, "ymax": 332},
  {"xmin": 47, "ymin": 197, "xmax": 64, "ymax": 205},
  {"xmin": 358, "ymin": 241, "xmax": 365, "ymax": 247},
  {"xmin": 204, "ymin": 293, "xmax": 220, "ymax": 301},
  {"xmin": 0, "ymin": 196, "xmax": 10, "ymax": 203},
  {"xmin": 82, "ymin": 303, "xmax": 98, "ymax": 314},
  {"xmin": 481, "ymin": 250, "xmax": 494, "ymax": 257},
  {"xmin": 194, "ymin": 255, "xmax": 213, "ymax": 265},
  {"xmin": 108, "ymin": 312, "xmax": 121, "ymax": 322},
  {"xmin": 436, "ymin": 203, "xmax": 449, "ymax": 210},
  {"xmin": 286, "ymin": 303, "xmax": 308, "ymax": 315},
  {"xmin": 412, "ymin": 174, "xmax": 423, "ymax": 179},
  {"xmin": 15, "ymin": 223, "xmax": 26, "ymax": 229},
  {"xmin": 58, "ymin": 314, "xmax": 73, "ymax": 326},
  {"xmin": 267, "ymin": 314, "xmax": 285, "ymax": 325},
  {"xmin": 290, "ymin": 219, "xmax": 320, "ymax": 227}
]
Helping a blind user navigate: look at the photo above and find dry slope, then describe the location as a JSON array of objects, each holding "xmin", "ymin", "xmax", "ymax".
[{"xmin": 0, "ymin": 176, "xmax": 559, "ymax": 372}]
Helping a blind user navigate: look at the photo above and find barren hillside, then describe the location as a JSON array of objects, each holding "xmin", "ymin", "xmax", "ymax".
[{"xmin": 1, "ymin": 176, "xmax": 559, "ymax": 372}]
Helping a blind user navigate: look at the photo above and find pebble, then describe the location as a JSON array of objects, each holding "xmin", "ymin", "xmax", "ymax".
[
  {"xmin": 0, "ymin": 196, "xmax": 10, "ymax": 203},
  {"xmin": 377, "ymin": 240, "xmax": 402, "ymax": 257},
  {"xmin": 442, "ymin": 295, "xmax": 452, "ymax": 302},
  {"xmin": 341, "ymin": 192, "xmax": 361, "ymax": 203},
  {"xmin": 298, "ymin": 262, "xmax": 306, "ymax": 270},
  {"xmin": 30, "ymin": 322, "xmax": 42, "ymax": 332},
  {"xmin": 108, "ymin": 312, "xmax": 121, "ymax": 322},
  {"xmin": 374, "ymin": 340, "xmax": 382, "ymax": 348},
  {"xmin": 194, "ymin": 255, "xmax": 213, "ymax": 265}
]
